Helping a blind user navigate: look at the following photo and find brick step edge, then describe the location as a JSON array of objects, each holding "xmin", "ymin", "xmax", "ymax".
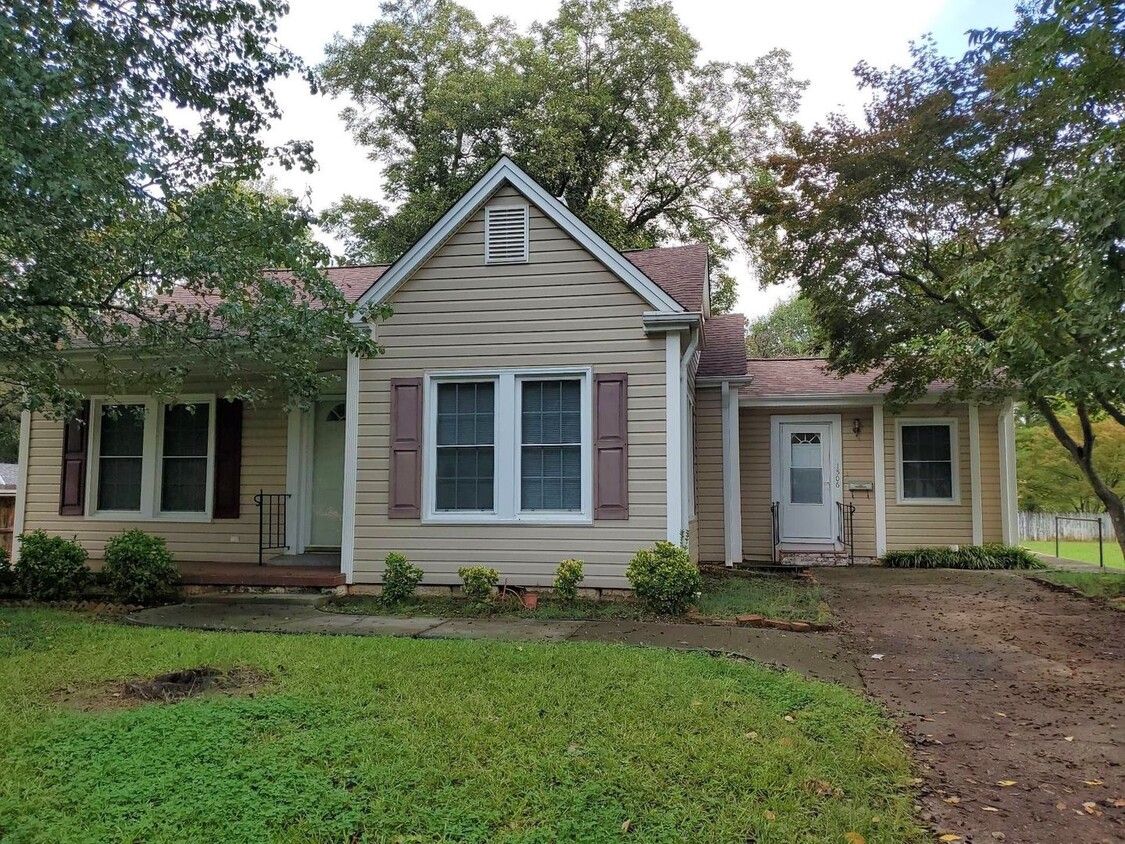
[{"xmin": 684, "ymin": 611, "xmax": 833, "ymax": 632}]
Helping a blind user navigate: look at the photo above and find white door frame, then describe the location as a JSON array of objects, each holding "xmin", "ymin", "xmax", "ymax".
[
  {"xmin": 285, "ymin": 395, "xmax": 345, "ymax": 555},
  {"xmin": 306, "ymin": 395, "xmax": 345, "ymax": 549},
  {"xmin": 770, "ymin": 414, "xmax": 843, "ymax": 546}
]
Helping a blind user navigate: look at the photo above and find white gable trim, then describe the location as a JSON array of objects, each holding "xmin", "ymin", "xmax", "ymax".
[{"xmin": 351, "ymin": 157, "xmax": 684, "ymax": 316}]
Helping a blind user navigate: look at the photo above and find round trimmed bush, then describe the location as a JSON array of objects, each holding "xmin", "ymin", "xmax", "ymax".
[
  {"xmin": 554, "ymin": 559, "xmax": 585, "ymax": 602},
  {"xmin": 458, "ymin": 566, "xmax": 499, "ymax": 603},
  {"xmin": 381, "ymin": 551, "xmax": 424, "ymax": 603},
  {"xmin": 626, "ymin": 541, "xmax": 703, "ymax": 615},
  {"xmin": 15, "ymin": 530, "xmax": 90, "ymax": 601},
  {"xmin": 102, "ymin": 529, "xmax": 179, "ymax": 605}
]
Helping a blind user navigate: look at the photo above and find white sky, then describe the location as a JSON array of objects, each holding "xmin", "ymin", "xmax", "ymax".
[{"xmin": 263, "ymin": 0, "xmax": 1017, "ymax": 319}]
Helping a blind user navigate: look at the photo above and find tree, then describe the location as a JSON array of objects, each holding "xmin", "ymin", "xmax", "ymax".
[
  {"xmin": 1018, "ymin": 414, "xmax": 1125, "ymax": 512},
  {"xmin": 748, "ymin": 1, "xmax": 1125, "ymax": 558},
  {"xmin": 319, "ymin": 0, "xmax": 804, "ymax": 313},
  {"xmin": 1, "ymin": 0, "xmax": 380, "ymax": 416},
  {"xmin": 745, "ymin": 295, "xmax": 822, "ymax": 358}
]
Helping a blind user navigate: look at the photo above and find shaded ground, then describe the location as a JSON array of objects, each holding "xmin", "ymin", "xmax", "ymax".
[{"xmin": 818, "ymin": 567, "xmax": 1125, "ymax": 844}]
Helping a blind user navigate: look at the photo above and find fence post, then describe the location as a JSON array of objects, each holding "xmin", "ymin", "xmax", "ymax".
[
  {"xmin": 1055, "ymin": 515, "xmax": 1059, "ymax": 559},
  {"xmin": 1099, "ymin": 518, "xmax": 1104, "ymax": 570}
]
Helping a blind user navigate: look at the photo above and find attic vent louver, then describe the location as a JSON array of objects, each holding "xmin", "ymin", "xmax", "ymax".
[{"xmin": 484, "ymin": 205, "xmax": 529, "ymax": 264}]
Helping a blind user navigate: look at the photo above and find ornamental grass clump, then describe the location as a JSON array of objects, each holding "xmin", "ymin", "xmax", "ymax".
[
  {"xmin": 881, "ymin": 544, "xmax": 1044, "ymax": 570},
  {"xmin": 626, "ymin": 541, "xmax": 703, "ymax": 615}
]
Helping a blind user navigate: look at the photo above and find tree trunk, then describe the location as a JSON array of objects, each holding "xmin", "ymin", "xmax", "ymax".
[{"xmin": 1036, "ymin": 400, "xmax": 1125, "ymax": 562}]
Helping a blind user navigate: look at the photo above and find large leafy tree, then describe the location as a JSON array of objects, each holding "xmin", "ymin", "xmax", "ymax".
[
  {"xmin": 745, "ymin": 295, "xmax": 822, "ymax": 359},
  {"xmin": 1018, "ymin": 413, "xmax": 1125, "ymax": 512},
  {"xmin": 1, "ymin": 0, "xmax": 380, "ymax": 416},
  {"xmin": 748, "ymin": 0, "xmax": 1125, "ymax": 555},
  {"xmin": 319, "ymin": 0, "xmax": 803, "ymax": 313}
]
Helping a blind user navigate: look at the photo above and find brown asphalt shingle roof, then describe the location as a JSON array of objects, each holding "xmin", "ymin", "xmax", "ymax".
[
  {"xmin": 740, "ymin": 358, "xmax": 954, "ymax": 399},
  {"xmin": 697, "ymin": 314, "xmax": 748, "ymax": 378}
]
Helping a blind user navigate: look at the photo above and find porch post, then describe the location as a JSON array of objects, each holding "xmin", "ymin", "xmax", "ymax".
[
  {"xmin": 340, "ymin": 352, "xmax": 361, "ymax": 585},
  {"xmin": 872, "ymin": 403, "xmax": 887, "ymax": 556},
  {"xmin": 721, "ymin": 381, "xmax": 743, "ymax": 566},
  {"xmin": 11, "ymin": 410, "xmax": 31, "ymax": 563},
  {"xmin": 998, "ymin": 399, "xmax": 1018, "ymax": 545},
  {"xmin": 969, "ymin": 402, "xmax": 983, "ymax": 545},
  {"xmin": 665, "ymin": 332, "xmax": 684, "ymax": 543}
]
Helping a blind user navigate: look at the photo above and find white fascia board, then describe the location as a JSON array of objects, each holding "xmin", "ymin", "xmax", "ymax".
[
  {"xmin": 696, "ymin": 375, "xmax": 754, "ymax": 387},
  {"xmin": 353, "ymin": 157, "xmax": 685, "ymax": 316},
  {"xmin": 642, "ymin": 312, "xmax": 700, "ymax": 333}
]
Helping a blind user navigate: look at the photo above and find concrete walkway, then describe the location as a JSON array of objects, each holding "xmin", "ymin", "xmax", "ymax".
[{"xmin": 127, "ymin": 599, "xmax": 861, "ymax": 689}]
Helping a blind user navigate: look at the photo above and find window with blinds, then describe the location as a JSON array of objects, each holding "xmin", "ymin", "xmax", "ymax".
[
  {"xmin": 484, "ymin": 205, "xmax": 529, "ymax": 264},
  {"xmin": 900, "ymin": 423, "xmax": 954, "ymax": 500},
  {"xmin": 435, "ymin": 382, "xmax": 496, "ymax": 511},
  {"xmin": 520, "ymin": 379, "xmax": 582, "ymax": 511}
]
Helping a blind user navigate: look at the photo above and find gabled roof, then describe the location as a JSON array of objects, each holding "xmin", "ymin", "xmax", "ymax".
[
  {"xmin": 623, "ymin": 244, "xmax": 708, "ymax": 313},
  {"xmin": 740, "ymin": 358, "xmax": 955, "ymax": 399},
  {"xmin": 697, "ymin": 313, "xmax": 748, "ymax": 378},
  {"xmin": 351, "ymin": 156, "xmax": 686, "ymax": 315}
]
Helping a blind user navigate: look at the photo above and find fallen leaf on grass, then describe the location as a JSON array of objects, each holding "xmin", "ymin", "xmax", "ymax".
[
  {"xmin": 783, "ymin": 714, "xmax": 796, "ymax": 722},
  {"xmin": 764, "ymin": 810, "xmax": 776, "ymax": 821},
  {"xmin": 844, "ymin": 833, "xmax": 866, "ymax": 844},
  {"xmin": 805, "ymin": 779, "xmax": 844, "ymax": 799},
  {"xmin": 1056, "ymin": 802, "xmax": 1067, "ymax": 811},
  {"xmin": 997, "ymin": 780, "xmax": 1017, "ymax": 787},
  {"xmin": 939, "ymin": 835, "xmax": 962, "ymax": 842},
  {"xmin": 744, "ymin": 731, "xmax": 758, "ymax": 740},
  {"xmin": 620, "ymin": 820, "xmax": 632, "ymax": 833}
]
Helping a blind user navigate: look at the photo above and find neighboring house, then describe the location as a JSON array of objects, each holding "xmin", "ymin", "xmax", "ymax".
[
  {"xmin": 10, "ymin": 158, "xmax": 1018, "ymax": 589},
  {"xmin": 0, "ymin": 462, "xmax": 16, "ymax": 558}
]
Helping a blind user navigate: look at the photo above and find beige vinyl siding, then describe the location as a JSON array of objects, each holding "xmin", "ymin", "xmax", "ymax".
[
  {"xmin": 738, "ymin": 407, "xmax": 876, "ymax": 562},
  {"xmin": 884, "ymin": 404, "xmax": 974, "ymax": 549},
  {"xmin": 695, "ymin": 387, "xmax": 725, "ymax": 563},
  {"xmin": 353, "ymin": 185, "xmax": 667, "ymax": 589},
  {"xmin": 21, "ymin": 399, "xmax": 288, "ymax": 563},
  {"xmin": 977, "ymin": 405, "xmax": 1004, "ymax": 543}
]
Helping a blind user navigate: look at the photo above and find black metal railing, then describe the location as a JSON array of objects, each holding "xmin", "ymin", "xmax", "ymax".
[
  {"xmin": 837, "ymin": 501, "xmax": 856, "ymax": 565},
  {"xmin": 1055, "ymin": 514, "xmax": 1106, "ymax": 569},
  {"xmin": 770, "ymin": 501, "xmax": 780, "ymax": 563},
  {"xmin": 253, "ymin": 490, "xmax": 290, "ymax": 566}
]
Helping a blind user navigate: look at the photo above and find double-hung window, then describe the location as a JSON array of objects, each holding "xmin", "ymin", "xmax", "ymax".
[
  {"xmin": 897, "ymin": 419, "xmax": 958, "ymax": 503},
  {"xmin": 426, "ymin": 370, "xmax": 591, "ymax": 521},
  {"xmin": 88, "ymin": 397, "xmax": 215, "ymax": 519}
]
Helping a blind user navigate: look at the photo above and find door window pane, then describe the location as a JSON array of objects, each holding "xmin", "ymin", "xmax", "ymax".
[
  {"xmin": 435, "ymin": 382, "xmax": 495, "ymax": 511},
  {"xmin": 160, "ymin": 403, "xmax": 210, "ymax": 512},
  {"xmin": 901, "ymin": 424, "xmax": 954, "ymax": 499},
  {"xmin": 521, "ymin": 380, "xmax": 581, "ymax": 511},
  {"xmin": 789, "ymin": 432, "xmax": 822, "ymax": 504},
  {"xmin": 97, "ymin": 405, "xmax": 145, "ymax": 511}
]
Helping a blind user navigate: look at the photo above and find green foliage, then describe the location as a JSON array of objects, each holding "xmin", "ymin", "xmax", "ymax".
[
  {"xmin": 0, "ymin": 546, "xmax": 8, "ymax": 572},
  {"xmin": 457, "ymin": 566, "xmax": 499, "ymax": 603},
  {"xmin": 101, "ymin": 530, "xmax": 179, "ymax": 605},
  {"xmin": 626, "ymin": 541, "xmax": 704, "ymax": 615},
  {"xmin": 1017, "ymin": 414, "xmax": 1125, "ymax": 512},
  {"xmin": 381, "ymin": 552, "xmax": 424, "ymax": 604},
  {"xmin": 0, "ymin": 403, "xmax": 19, "ymax": 464},
  {"xmin": 319, "ymin": 0, "xmax": 806, "ymax": 314},
  {"xmin": 0, "ymin": 608, "xmax": 924, "ymax": 843},
  {"xmin": 745, "ymin": 295, "xmax": 822, "ymax": 359},
  {"xmin": 882, "ymin": 545, "xmax": 1044, "ymax": 570},
  {"xmin": 748, "ymin": 1, "xmax": 1125, "ymax": 555},
  {"xmin": 14, "ymin": 531, "xmax": 90, "ymax": 600},
  {"xmin": 552, "ymin": 559, "xmax": 585, "ymax": 602},
  {"xmin": 1, "ymin": 0, "xmax": 382, "ymax": 414}
]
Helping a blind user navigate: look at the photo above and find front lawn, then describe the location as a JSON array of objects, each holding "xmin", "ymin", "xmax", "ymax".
[
  {"xmin": 1035, "ymin": 570, "xmax": 1125, "ymax": 607},
  {"xmin": 1022, "ymin": 539, "xmax": 1125, "ymax": 569},
  {"xmin": 0, "ymin": 609, "xmax": 922, "ymax": 843},
  {"xmin": 329, "ymin": 571, "xmax": 827, "ymax": 624}
]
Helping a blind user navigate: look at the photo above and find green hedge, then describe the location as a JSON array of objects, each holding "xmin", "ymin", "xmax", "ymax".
[{"xmin": 882, "ymin": 544, "xmax": 1044, "ymax": 570}]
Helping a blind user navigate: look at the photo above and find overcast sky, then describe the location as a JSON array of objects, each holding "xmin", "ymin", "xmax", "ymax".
[{"xmin": 263, "ymin": 0, "xmax": 1018, "ymax": 319}]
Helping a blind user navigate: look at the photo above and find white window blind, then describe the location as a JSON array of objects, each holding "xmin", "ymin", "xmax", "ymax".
[{"xmin": 484, "ymin": 205, "xmax": 529, "ymax": 264}]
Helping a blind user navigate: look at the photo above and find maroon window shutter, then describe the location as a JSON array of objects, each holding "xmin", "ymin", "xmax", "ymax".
[
  {"xmin": 389, "ymin": 378, "xmax": 423, "ymax": 518},
  {"xmin": 594, "ymin": 373, "xmax": 629, "ymax": 519},
  {"xmin": 213, "ymin": 399, "xmax": 243, "ymax": 519},
  {"xmin": 59, "ymin": 401, "xmax": 90, "ymax": 515}
]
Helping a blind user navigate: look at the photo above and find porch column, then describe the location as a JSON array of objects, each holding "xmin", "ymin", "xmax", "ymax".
[
  {"xmin": 969, "ymin": 402, "xmax": 983, "ymax": 545},
  {"xmin": 998, "ymin": 398, "xmax": 1018, "ymax": 544},
  {"xmin": 721, "ymin": 381, "xmax": 743, "ymax": 566},
  {"xmin": 872, "ymin": 403, "xmax": 887, "ymax": 556},
  {"xmin": 340, "ymin": 351, "xmax": 361, "ymax": 584}
]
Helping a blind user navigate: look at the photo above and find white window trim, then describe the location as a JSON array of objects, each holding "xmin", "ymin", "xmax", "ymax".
[
  {"xmin": 422, "ymin": 367, "xmax": 593, "ymax": 524},
  {"xmin": 894, "ymin": 417, "xmax": 961, "ymax": 506},
  {"xmin": 85, "ymin": 395, "xmax": 216, "ymax": 522},
  {"xmin": 484, "ymin": 203, "xmax": 530, "ymax": 265}
]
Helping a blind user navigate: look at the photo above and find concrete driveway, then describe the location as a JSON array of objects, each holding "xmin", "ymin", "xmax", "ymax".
[{"xmin": 817, "ymin": 567, "xmax": 1124, "ymax": 844}]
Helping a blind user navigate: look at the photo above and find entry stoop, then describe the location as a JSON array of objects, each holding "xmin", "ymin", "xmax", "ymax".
[{"xmin": 777, "ymin": 549, "xmax": 851, "ymax": 567}]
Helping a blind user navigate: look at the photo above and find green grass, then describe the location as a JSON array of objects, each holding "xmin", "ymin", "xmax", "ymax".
[
  {"xmin": 1035, "ymin": 570, "xmax": 1125, "ymax": 604},
  {"xmin": 1022, "ymin": 540, "xmax": 1125, "ymax": 569},
  {"xmin": 328, "ymin": 573, "xmax": 826, "ymax": 623},
  {"xmin": 0, "ymin": 609, "xmax": 923, "ymax": 844}
]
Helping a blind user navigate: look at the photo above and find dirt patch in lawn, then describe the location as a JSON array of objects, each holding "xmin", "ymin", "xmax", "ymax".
[
  {"xmin": 53, "ymin": 666, "xmax": 270, "ymax": 711},
  {"xmin": 818, "ymin": 567, "xmax": 1125, "ymax": 844}
]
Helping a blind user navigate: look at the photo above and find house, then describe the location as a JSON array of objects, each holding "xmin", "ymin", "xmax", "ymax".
[{"xmin": 9, "ymin": 158, "xmax": 1018, "ymax": 590}]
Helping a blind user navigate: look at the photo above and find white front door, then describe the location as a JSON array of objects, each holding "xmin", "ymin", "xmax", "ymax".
[
  {"xmin": 309, "ymin": 399, "xmax": 346, "ymax": 548},
  {"xmin": 777, "ymin": 420, "xmax": 836, "ymax": 543}
]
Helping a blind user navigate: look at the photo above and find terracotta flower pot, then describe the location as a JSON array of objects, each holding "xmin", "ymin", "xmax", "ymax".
[{"xmin": 522, "ymin": 592, "xmax": 539, "ymax": 610}]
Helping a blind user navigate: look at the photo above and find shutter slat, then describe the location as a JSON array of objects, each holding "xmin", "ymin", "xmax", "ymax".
[
  {"xmin": 213, "ymin": 399, "xmax": 243, "ymax": 518},
  {"xmin": 59, "ymin": 401, "xmax": 89, "ymax": 516},
  {"xmin": 389, "ymin": 378, "xmax": 423, "ymax": 518},
  {"xmin": 593, "ymin": 373, "xmax": 629, "ymax": 520}
]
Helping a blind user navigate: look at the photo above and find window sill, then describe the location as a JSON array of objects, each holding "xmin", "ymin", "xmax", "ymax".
[
  {"xmin": 895, "ymin": 498, "xmax": 961, "ymax": 506},
  {"xmin": 422, "ymin": 512, "xmax": 593, "ymax": 526},
  {"xmin": 85, "ymin": 511, "xmax": 214, "ymax": 523}
]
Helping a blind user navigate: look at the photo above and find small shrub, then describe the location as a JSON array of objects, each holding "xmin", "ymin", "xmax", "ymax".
[
  {"xmin": 554, "ymin": 559, "xmax": 585, "ymax": 602},
  {"xmin": 626, "ymin": 541, "xmax": 703, "ymax": 615},
  {"xmin": 458, "ymin": 566, "xmax": 499, "ymax": 603},
  {"xmin": 881, "ymin": 544, "xmax": 1044, "ymax": 570},
  {"xmin": 103, "ymin": 529, "xmax": 180, "ymax": 605},
  {"xmin": 382, "ymin": 552, "xmax": 423, "ymax": 603},
  {"xmin": 15, "ymin": 531, "xmax": 90, "ymax": 601},
  {"xmin": 0, "ymin": 545, "xmax": 8, "ymax": 571}
]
